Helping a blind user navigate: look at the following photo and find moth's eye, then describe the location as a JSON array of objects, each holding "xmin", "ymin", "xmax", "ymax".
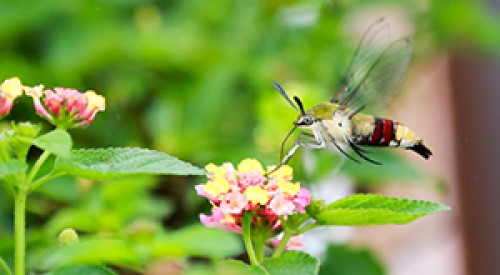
[{"xmin": 338, "ymin": 122, "xmax": 343, "ymax": 127}]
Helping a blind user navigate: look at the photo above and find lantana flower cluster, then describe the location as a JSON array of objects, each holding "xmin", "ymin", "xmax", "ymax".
[
  {"xmin": 196, "ymin": 159, "xmax": 311, "ymax": 238},
  {"xmin": 0, "ymin": 77, "xmax": 105, "ymax": 128},
  {"xmin": 25, "ymin": 85, "xmax": 105, "ymax": 128}
]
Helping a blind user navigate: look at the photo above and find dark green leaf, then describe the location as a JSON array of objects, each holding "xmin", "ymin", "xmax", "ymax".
[
  {"xmin": 33, "ymin": 129, "xmax": 72, "ymax": 158},
  {"xmin": 48, "ymin": 264, "xmax": 116, "ymax": 275},
  {"xmin": 261, "ymin": 251, "xmax": 319, "ymax": 275},
  {"xmin": 54, "ymin": 147, "xmax": 205, "ymax": 179},
  {"xmin": 315, "ymin": 194, "xmax": 450, "ymax": 226},
  {"xmin": 0, "ymin": 159, "xmax": 27, "ymax": 178},
  {"xmin": 319, "ymin": 245, "xmax": 385, "ymax": 275}
]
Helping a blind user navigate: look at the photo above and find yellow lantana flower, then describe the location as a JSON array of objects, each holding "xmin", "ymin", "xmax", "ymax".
[
  {"xmin": 244, "ymin": 186, "xmax": 269, "ymax": 204},
  {"xmin": 203, "ymin": 178, "xmax": 230, "ymax": 198},
  {"xmin": 1, "ymin": 77, "xmax": 23, "ymax": 100},
  {"xmin": 237, "ymin": 158, "xmax": 264, "ymax": 175},
  {"xmin": 267, "ymin": 165, "xmax": 293, "ymax": 181},
  {"xmin": 206, "ymin": 163, "xmax": 228, "ymax": 179},
  {"xmin": 278, "ymin": 181, "xmax": 300, "ymax": 197}
]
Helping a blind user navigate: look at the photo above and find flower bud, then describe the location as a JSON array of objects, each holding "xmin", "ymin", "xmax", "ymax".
[{"xmin": 58, "ymin": 228, "xmax": 79, "ymax": 245}]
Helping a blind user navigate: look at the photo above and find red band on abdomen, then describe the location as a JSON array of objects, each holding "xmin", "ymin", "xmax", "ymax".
[
  {"xmin": 381, "ymin": 119, "xmax": 394, "ymax": 146},
  {"xmin": 369, "ymin": 118, "xmax": 383, "ymax": 145}
]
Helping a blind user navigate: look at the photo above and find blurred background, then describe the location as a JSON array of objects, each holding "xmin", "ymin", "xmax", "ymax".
[{"xmin": 1, "ymin": 0, "xmax": 499, "ymax": 274}]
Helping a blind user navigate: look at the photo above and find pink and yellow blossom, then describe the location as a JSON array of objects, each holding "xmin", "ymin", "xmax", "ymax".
[
  {"xmin": 196, "ymin": 159, "xmax": 311, "ymax": 249},
  {"xmin": 25, "ymin": 84, "xmax": 105, "ymax": 128}
]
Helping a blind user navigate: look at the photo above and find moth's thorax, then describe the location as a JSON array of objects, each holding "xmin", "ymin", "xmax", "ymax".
[
  {"xmin": 306, "ymin": 102, "xmax": 342, "ymax": 120},
  {"xmin": 296, "ymin": 102, "xmax": 354, "ymax": 145}
]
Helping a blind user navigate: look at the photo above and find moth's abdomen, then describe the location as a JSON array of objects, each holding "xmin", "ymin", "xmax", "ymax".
[{"xmin": 356, "ymin": 117, "xmax": 432, "ymax": 159}]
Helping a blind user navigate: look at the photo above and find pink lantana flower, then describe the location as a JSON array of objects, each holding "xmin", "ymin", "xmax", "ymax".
[
  {"xmin": 25, "ymin": 84, "xmax": 105, "ymax": 129},
  {"xmin": 196, "ymin": 159, "xmax": 311, "ymax": 249}
]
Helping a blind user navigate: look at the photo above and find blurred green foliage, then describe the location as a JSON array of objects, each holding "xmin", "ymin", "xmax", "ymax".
[{"xmin": 1, "ymin": 0, "xmax": 499, "ymax": 273}]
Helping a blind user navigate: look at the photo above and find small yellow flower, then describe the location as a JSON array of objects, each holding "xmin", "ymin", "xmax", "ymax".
[
  {"xmin": 237, "ymin": 158, "xmax": 264, "ymax": 175},
  {"xmin": 244, "ymin": 186, "xmax": 269, "ymax": 204},
  {"xmin": 1, "ymin": 77, "xmax": 23, "ymax": 100},
  {"xmin": 24, "ymin": 85, "xmax": 44, "ymax": 98},
  {"xmin": 222, "ymin": 212, "xmax": 236, "ymax": 225},
  {"xmin": 278, "ymin": 181, "xmax": 301, "ymax": 197},
  {"xmin": 267, "ymin": 165, "xmax": 293, "ymax": 181},
  {"xmin": 206, "ymin": 163, "xmax": 228, "ymax": 178},
  {"xmin": 85, "ymin": 90, "xmax": 106, "ymax": 111},
  {"xmin": 206, "ymin": 163, "xmax": 233, "ymax": 185},
  {"xmin": 203, "ymin": 178, "xmax": 230, "ymax": 198}
]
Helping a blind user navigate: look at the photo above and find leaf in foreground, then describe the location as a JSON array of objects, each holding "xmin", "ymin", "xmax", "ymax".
[
  {"xmin": 314, "ymin": 194, "xmax": 450, "ymax": 226},
  {"xmin": 55, "ymin": 147, "xmax": 205, "ymax": 179},
  {"xmin": 261, "ymin": 251, "xmax": 319, "ymax": 275},
  {"xmin": 33, "ymin": 129, "xmax": 72, "ymax": 158}
]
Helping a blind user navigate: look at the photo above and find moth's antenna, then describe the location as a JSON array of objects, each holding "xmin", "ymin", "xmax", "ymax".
[
  {"xmin": 272, "ymin": 82, "xmax": 300, "ymax": 113},
  {"xmin": 293, "ymin": 96, "xmax": 306, "ymax": 115}
]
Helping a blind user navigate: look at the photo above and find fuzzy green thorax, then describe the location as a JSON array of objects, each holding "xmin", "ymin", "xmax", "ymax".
[{"xmin": 306, "ymin": 102, "xmax": 342, "ymax": 120}]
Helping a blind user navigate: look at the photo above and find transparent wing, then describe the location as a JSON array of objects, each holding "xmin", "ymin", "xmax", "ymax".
[{"xmin": 331, "ymin": 18, "xmax": 412, "ymax": 111}]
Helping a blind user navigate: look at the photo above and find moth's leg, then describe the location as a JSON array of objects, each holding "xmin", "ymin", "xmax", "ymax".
[
  {"xmin": 318, "ymin": 120, "xmax": 360, "ymax": 164},
  {"xmin": 281, "ymin": 132, "xmax": 324, "ymax": 165},
  {"xmin": 349, "ymin": 140, "xmax": 381, "ymax": 165}
]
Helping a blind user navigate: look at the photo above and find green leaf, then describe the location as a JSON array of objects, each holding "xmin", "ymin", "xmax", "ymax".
[
  {"xmin": 314, "ymin": 194, "xmax": 450, "ymax": 226},
  {"xmin": 47, "ymin": 264, "xmax": 116, "ymax": 275},
  {"xmin": 154, "ymin": 225, "xmax": 243, "ymax": 259},
  {"xmin": 0, "ymin": 159, "xmax": 27, "ymax": 178},
  {"xmin": 0, "ymin": 122, "xmax": 41, "ymax": 160},
  {"xmin": 33, "ymin": 129, "xmax": 72, "ymax": 158},
  {"xmin": 54, "ymin": 147, "xmax": 206, "ymax": 179},
  {"xmin": 41, "ymin": 238, "xmax": 140, "ymax": 270},
  {"xmin": 261, "ymin": 251, "xmax": 319, "ymax": 275},
  {"xmin": 0, "ymin": 256, "xmax": 12, "ymax": 275},
  {"xmin": 319, "ymin": 245, "xmax": 385, "ymax": 275},
  {"xmin": 216, "ymin": 260, "xmax": 266, "ymax": 275}
]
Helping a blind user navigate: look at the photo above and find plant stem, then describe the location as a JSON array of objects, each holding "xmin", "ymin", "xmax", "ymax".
[
  {"xmin": 297, "ymin": 222, "xmax": 317, "ymax": 235},
  {"xmin": 0, "ymin": 257, "xmax": 12, "ymax": 275},
  {"xmin": 14, "ymin": 187, "xmax": 26, "ymax": 275},
  {"xmin": 242, "ymin": 213, "xmax": 258, "ymax": 265},
  {"xmin": 254, "ymin": 234, "xmax": 265, "ymax": 263},
  {"xmin": 272, "ymin": 231, "xmax": 292, "ymax": 258},
  {"xmin": 28, "ymin": 171, "xmax": 65, "ymax": 192},
  {"xmin": 26, "ymin": 151, "xmax": 50, "ymax": 184}
]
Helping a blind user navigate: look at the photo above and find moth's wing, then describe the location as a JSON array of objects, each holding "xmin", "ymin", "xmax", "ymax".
[
  {"xmin": 347, "ymin": 38, "xmax": 412, "ymax": 111},
  {"xmin": 331, "ymin": 18, "xmax": 412, "ymax": 111}
]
